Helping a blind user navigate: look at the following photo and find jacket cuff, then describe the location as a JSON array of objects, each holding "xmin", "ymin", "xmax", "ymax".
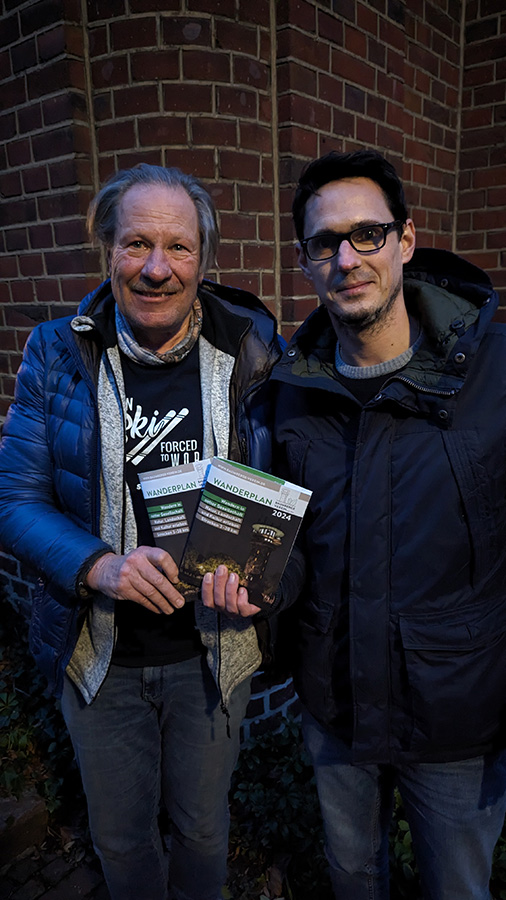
[{"xmin": 75, "ymin": 548, "xmax": 113, "ymax": 601}]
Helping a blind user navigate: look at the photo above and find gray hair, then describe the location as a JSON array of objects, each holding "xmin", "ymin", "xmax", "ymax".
[{"xmin": 87, "ymin": 163, "xmax": 219, "ymax": 274}]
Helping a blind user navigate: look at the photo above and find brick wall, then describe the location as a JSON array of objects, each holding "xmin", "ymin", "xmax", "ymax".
[
  {"xmin": 276, "ymin": 0, "xmax": 468, "ymax": 337},
  {"xmin": 458, "ymin": 0, "xmax": 506, "ymax": 309}
]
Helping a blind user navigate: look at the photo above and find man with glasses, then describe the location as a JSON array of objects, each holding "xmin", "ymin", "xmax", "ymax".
[{"xmin": 204, "ymin": 149, "xmax": 506, "ymax": 898}]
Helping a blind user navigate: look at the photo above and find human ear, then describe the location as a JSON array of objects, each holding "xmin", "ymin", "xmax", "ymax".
[
  {"xmin": 296, "ymin": 243, "xmax": 313, "ymax": 282},
  {"xmin": 400, "ymin": 219, "xmax": 416, "ymax": 264}
]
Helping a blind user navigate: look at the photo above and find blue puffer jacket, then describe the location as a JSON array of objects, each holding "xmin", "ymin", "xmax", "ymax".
[
  {"xmin": 273, "ymin": 248, "xmax": 506, "ymax": 765},
  {"xmin": 0, "ymin": 279, "xmax": 282, "ymax": 696}
]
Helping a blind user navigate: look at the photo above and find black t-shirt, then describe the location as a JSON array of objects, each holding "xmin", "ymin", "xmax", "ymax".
[{"xmin": 112, "ymin": 343, "xmax": 205, "ymax": 666}]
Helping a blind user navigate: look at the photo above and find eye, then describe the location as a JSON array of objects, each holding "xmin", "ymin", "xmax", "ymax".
[
  {"xmin": 129, "ymin": 240, "xmax": 147, "ymax": 250},
  {"xmin": 352, "ymin": 226, "xmax": 384, "ymax": 248},
  {"xmin": 170, "ymin": 243, "xmax": 192, "ymax": 256}
]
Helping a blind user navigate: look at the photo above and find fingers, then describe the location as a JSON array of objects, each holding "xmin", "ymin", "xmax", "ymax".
[
  {"xmin": 85, "ymin": 546, "xmax": 185, "ymax": 614},
  {"xmin": 201, "ymin": 566, "xmax": 261, "ymax": 618}
]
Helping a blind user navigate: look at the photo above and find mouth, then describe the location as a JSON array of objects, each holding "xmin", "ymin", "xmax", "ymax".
[
  {"xmin": 334, "ymin": 280, "xmax": 372, "ymax": 296},
  {"xmin": 132, "ymin": 288, "xmax": 178, "ymax": 299}
]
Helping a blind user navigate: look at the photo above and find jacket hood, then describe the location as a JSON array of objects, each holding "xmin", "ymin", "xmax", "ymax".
[
  {"xmin": 274, "ymin": 248, "xmax": 498, "ymax": 398},
  {"xmin": 75, "ymin": 278, "xmax": 279, "ymax": 354}
]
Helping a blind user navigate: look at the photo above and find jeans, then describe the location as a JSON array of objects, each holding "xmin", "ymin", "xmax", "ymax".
[
  {"xmin": 61, "ymin": 656, "xmax": 250, "ymax": 900},
  {"xmin": 302, "ymin": 709, "xmax": 506, "ymax": 900}
]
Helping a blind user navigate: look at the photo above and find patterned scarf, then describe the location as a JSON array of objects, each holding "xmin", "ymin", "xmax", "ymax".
[{"xmin": 115, "ymin": 297, "xmax": 203, "ymax": 365}]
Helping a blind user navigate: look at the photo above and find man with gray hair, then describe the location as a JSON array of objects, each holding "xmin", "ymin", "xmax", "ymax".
[{"xmin": 0, "ymin": 164, "xmax": 282, "ymax": 900}]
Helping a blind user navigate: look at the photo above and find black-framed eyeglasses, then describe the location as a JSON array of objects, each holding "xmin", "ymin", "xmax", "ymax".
[{"xmin": 300, "ymin": 221, "xmax": 403, "ymax": 261}]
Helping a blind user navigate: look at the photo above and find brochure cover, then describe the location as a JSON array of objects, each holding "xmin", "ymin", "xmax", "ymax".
[
  {"xmin": 137, "ymin": 459, "xmax": 211, "ymax": 567},
  {"xmin": 179, "ymin": 457, "xmax": 312, "ymax": 611}
]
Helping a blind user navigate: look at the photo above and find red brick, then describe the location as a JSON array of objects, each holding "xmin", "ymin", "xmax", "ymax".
[
  {"xmin": 92, "ymin": 54, "xmax": 129, "ymax": 88},
  {"xmin": 0, "ymin": 48, "xmax": 11, "ymax": 81},
  {"xmin": 332, "ymin": 108, "xmax": 355, "ymax": 138},
  {"xmin": 462, "ymin": 107, "xmax": 493, "ymax": 129},
  {"xmin": 207, "ymin": 182, "xmax": 235, "ymax": 210},
  {"xmin": 474, "ymin": 82, "xmax": 506, "ymax": 107},
  {"xmin": 138, "ymin": 115, "xmax": 187, "ymax": 146},
  {"xmin": 279, "ymin": 123, "xmax": 318, "ymax": 156},
  {"xmin": 0, "ymin": 197, "xmax": 37, "ymax": 228},
  {"xmin": 5, "ymin": 228, "xmax": 29, "ymax": 251},
  {"xmin": 462, "ymin": 125, "xmax": 505, "ymax": 151},
  {"xmin": 163, "ymin": 148, "xmax": 215, "ymax": 178},
  {"xmin": 34, "ymin": 279, "xmax": 62, "ymax": 303},
  {"xmin": 97, "ymin": 118, "xmax": 135, "ymax": 152},
  {"xmin": 238, "ymin": 184, "xmax": 274, "ymax": 213},
  {"xmin": 357, "ymin": 4, "xmax": 378, "ymax": 35},
  {"xmin": 163, "ymin": 82, "xmax": 213, "ymax": 113},
  {"xmin": 233, "ymin": 56, "xmax": 270, "ymax": 91},
  {"xmin": 219, "ymin": 149, "xmax": 260, "ymax": 181},
  {"xmin": 243, "ymin": 244, "xmax": 274, "ymax": 269},
  {"xmin": 38, "ymin": 191, "xmax": 89, "ymax": 221},
  {"xmin": 0, "ymin": 13, "xmax": 20, "ymax": 50},
  {"xmin": 220, "ymin": 213, "xmax": 257, "ymax": 240},
  {"xmin": 191, "ymin": 117, "xmax": 236, "ymax": 146},
  {"xmin": 283, "ymin": 92, "xmax": 332, "ymax": 130},
  {"xmin": 182, "ymin": 49, "xmax": 230, "ymax": 83},
  {"xmin": 54, "ymin": 219, "xmax": 88, "ymax": 246},
  {"xmin": 223, "ymin": 272, "xmax": 260, "ymax": 294},
  {"xmin": 217, "ymin": 85, "xmax": 258, "ymax": 118},
  {"xmin": 22, "ymin": 165, "xmax": 50, "ymax": 193},
  {"xmin": 238, "ymin": 0, "xmax": 269, "ymax": 26},
  {"xmin": 3, "ymin": 74, "xmax": 27, "ymax": 106},
  {"xmin": 45, "ymin": 248, "xmax": 97, "ymax": 276},
  {"xmin": 463, "ymin": 62, "xmax": 495, "ymax": 87},
  {"xmin": 50, "ymin": 158, "xmax": 92, "ymax": 190},
  {"xmin": 487, "ymin": 187, "xmax": 506, "ymax": 207},
  {"xmin": 332, "ymin": 49, "xmax": 376, "ymax": 90},
  {"xmin": 61, "ymin": 276, "xmax": 102, "ymax": 303},
  {"xmin": 279, "ymin": 27, "xmax": 329, "ymax": 68},
  {"xmin": 277, "ymin": 0, "xmax": 317, "ymax": 31},
  {"xmin": 131, "ymin": 49, "xmax": 179, "ymax": 82},
  {"xmin": 258, "ymin": 215, "xmax": 274, "ymax": 241},
  {"xmin": 110, "ymin": 16, "xmax": 157, "ymax": 50},
  {"xmin": 11, "ymin": 37, "xmax": 37, "ymax": 73},
  {"xmin": 114, "ymin": 84, "xmax": 159, "ymax": 117},
  {"xmin": 0, "ymin": 170, "xmax": 22, "ymax": 197},
  {"xmin": 29, "ymin": 223, "xmax": 53, "ymax": 249},
  {"xmin": 112, "ymin": 148, "xmax": 163, "ymax": 169},
  {"xmin": 162, "ymin": 17, "xmax": 211, "ymax": 46},
  {"xmin": 187, "ymin": 0, "xmax": 235, "ymax": 15},
  {"xmin": 93, "ymin": 93, "xmax": 112, "ymax": 121},
  {"xmin": 43, "ymin": 91, "xmax": 87, "ymax": 126},
  {"xmin": 277, "ymin": 60, "xmax": 315, "ymax": 96},
  {"xmin": 217, "ymin": 243, "xmax": 242, "ymax": 268},
  {"xmin": 356, "ymin": 117, "xmax": 377, "ymax": 144},
  {"xmin": 19, "ymin": 253, "xmax": 44, "ymax": 277},
  {"xmin": 318, "ymin": 10, "xmax": 344, "ymax": 44},
  {"xmin": 239, "ymin": 121, "xmax": 271, "ymax": 153},
  {"xmin": 37, "ymin": 24, "xmax": 66, "ymax": 61},
  {"xmin": 0, "ymin": 257, "xmax": 18, "ymax": 278},
  {"xmin": 215, "ymin": 20, "xmax": 258, "ymax": 55}
]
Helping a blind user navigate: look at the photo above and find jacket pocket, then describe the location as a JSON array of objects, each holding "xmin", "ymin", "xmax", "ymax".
[{"xmin": 399, "ymin": 603, "xmax": 506, "ymax": 753}]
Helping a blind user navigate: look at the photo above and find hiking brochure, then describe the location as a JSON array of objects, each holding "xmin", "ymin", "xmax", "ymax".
[
  {"xmin": 137, "ymin": 459, "xmax": 211, "ymax": 568},
  {"xmin": 179, "ymin": 457, "xmax": 312, "ymax": 611},
  {"xmin": 139, "ymin": 457, "xmax": 311, "ymax": 610}
]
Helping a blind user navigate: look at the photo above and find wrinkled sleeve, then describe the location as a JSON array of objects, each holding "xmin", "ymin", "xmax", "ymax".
[{"xmin": 0, "ymin": 326, "xmax": 112, "ymax": 597}]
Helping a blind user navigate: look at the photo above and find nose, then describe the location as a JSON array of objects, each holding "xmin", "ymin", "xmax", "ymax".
[
  {"xmin": 141, "ymin": 248, "xmax": 173, "ymax": 283},
  {"xmin": 336, "ymin": 239, "xmax": 361, "ymax": 270}
]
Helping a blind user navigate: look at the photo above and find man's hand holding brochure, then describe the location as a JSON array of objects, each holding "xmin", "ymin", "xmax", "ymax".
[{"xmin": 138, "ymin": 457, "xmax": 311, "ymax": 615}]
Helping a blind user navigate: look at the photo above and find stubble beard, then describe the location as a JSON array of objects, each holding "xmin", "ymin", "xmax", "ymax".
[{"xmin": 331, "ymin": 274, "xmax": 403, "ymax": 337}]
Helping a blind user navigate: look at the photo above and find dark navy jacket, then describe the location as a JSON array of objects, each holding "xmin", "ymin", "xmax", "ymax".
[
  {"xmin": 272, "ymin": 249, "xmax": 506, "ymax": 765},
  {"xmin": 0, "ymin": 279, "xmax": 282, "ymax": 696}
]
